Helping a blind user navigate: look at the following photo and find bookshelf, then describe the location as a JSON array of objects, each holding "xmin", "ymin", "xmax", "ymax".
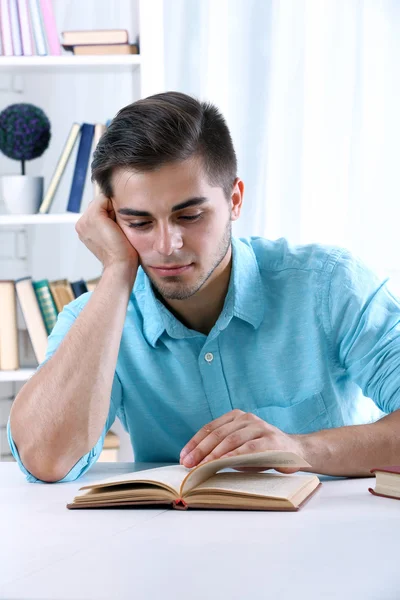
[
  {"xmin": 0, "ymin": 213, "xmax": 80, "ymax": 225},
  {"xmin": 0, "ymin": 0, "xmax": 164, "ymax": 462},
  {"xmin": 0, "ymin": 369, "xmax": 35, "ymax": 383},
  {"xmin": 0, "ymin": 55, "xmax": 141, "ymax": 68}
]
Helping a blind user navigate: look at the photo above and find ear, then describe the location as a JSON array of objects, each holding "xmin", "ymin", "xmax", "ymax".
[{"xmin": 230, "ymin": 177, "xmax": 244, "ymax": 221}]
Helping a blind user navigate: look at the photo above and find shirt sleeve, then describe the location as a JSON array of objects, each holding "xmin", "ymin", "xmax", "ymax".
[
  {"xmin": 325, "ymin": 250, "xmax": 400, "ymax": 414},
  {"xmin": 7, "ymin": 293, "xmax": 122, "ymax": 484}
]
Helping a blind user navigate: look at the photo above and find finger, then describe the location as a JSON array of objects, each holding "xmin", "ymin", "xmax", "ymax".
[
  {"xmin": 223, "ymin": 446, "xmax": 299, "ymax": 475},
  {"xmin": 180, "ymin": 410, "xmax": 243, "ymax": 460},
  {"xmin": 274, "ymin": 467, "xmax": 300, "ymax": 474},
  {"xmin": 186, "ymin": 421, "xmax": 264, "ymax": 467},
  {"xmin": 204, "ymin": 439, "xmax": 270, "ymax": 465}
]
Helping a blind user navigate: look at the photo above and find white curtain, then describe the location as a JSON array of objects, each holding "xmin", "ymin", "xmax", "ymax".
[{"xmin": 163, "ymin": 0, "xmax": 400, "ymax": 284}]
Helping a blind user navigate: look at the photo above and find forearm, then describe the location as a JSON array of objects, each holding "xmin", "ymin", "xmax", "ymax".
[
  {"xmin": 298, "ymin": 409, "xmax": 400, "ymax": 477},
  {"xmin": 10, "ymin": 263, "xmax": 135, "ymax": 482}
]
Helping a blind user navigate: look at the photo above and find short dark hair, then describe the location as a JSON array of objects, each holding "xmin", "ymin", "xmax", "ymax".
[{"xmin": 91, "ymin": 91, "xmax": 237, "ymax": 200}]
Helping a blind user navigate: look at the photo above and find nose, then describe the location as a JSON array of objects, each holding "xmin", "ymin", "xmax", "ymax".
[{"xmin": 153, "ymin": 223, "xmax": 183, "ymax": 256}]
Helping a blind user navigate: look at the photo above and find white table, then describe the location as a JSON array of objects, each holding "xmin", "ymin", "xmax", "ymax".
[{"xmin": 1, "ymin": 462, "xmax": 399, "ymax": 600}]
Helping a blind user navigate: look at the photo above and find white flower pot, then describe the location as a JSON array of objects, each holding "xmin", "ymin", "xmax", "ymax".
[{"xmin": 0, "ymin": 175, "xmax": 44, "ymax": 214}]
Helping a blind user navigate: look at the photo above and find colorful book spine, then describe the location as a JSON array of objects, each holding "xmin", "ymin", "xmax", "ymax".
[
  {"xmin": 17, "ymin": 0, "xmax": 34, "ymax": 55},
  {"xmin": 66, "ymin": 123, "xmax": 95, "ymax": 213},
  {"xmin": 9, "ymin": 0, "xmax": 22, "ymax": 55},
  {"xmin": 15, "ymin": 276, "xmax": 48, "ymax": 365},
  {"xmin": 33, "ymin": 279, "xmax": 58, "ymax": 335},
  {"xmin": 92, "ymin": 123, "xmax": 107, "ymax": 198},
  {"xmin": 28, "ymin": 0, "xmax": 47, "ymax": 55},
  {"xmin": 70, "ymin": 279, "xmax": 89, "ymax": 298},
  {"xmin": 0, "ymin": 0, "xmax": 14, "ymax": 56},
  {"xmin": 0, "ymin": 281, "xmax": 19, "ymax": 370},
  {"xmin": 39, "ymin": 0, "xmax": 60, "ymax": 55},
  {"xmin": 39, "ymin": 123, "xmax": 81, "ymax": 214}
]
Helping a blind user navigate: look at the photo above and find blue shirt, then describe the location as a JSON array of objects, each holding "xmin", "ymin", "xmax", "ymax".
[{"xmin": 8, "ymin": 236, "xmax": 400, "ymax": 483}]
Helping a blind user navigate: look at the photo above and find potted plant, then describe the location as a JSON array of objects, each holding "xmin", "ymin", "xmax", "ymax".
[{"xmin": 0, "ymin": 103, "xmax": 51, "ymax": 214}]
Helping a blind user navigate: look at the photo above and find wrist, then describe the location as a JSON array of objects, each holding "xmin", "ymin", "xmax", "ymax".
[
  {"xmin": 101, "ymin": 261, "xmax": 138, "ymax": 291},
  {"xmin": 293, "ymin": 433, "xmax": 319, "ymax": 473}
]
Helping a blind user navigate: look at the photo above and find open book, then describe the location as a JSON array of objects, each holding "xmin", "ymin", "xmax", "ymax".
[{"xmin": 67, "ymin": 451, "xmax": 321, "ymax": 511}]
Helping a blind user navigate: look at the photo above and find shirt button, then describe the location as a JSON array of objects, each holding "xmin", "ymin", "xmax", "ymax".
[{"xmin": 205, "ymin": 352, "xmax": 214, "ymax": 363}]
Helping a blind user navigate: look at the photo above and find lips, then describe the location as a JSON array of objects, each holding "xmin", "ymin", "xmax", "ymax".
[{"xmin": 150, "ymin": 264, "xmax": 193, "ymax": 276}]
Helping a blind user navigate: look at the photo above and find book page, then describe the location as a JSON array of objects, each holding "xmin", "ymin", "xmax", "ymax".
[
  {"xmin": 79, "ymin": 465, "xmax": 190, "ymax": 496},
  {"xmin": 185, "ymin": 472, "xmax": 316, "ymax": 500},
  {"xmin": 181, "ymin": 450, "xmax": 311, "ymax": 496}
]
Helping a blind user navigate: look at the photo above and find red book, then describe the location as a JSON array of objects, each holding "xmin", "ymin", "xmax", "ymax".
[{"xmin": 369, "ymin": 466, "xmax": 400, "ymax": 501}]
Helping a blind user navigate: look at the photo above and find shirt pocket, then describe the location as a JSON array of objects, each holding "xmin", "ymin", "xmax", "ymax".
[{"xmin": 253, "ymin": 393, "xmax": 333, "ymax": 435}]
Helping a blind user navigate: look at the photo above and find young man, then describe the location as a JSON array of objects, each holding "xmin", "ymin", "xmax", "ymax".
[{"xmin": 8, "ymin": 92, "xmax": 400, "ymax": 483}]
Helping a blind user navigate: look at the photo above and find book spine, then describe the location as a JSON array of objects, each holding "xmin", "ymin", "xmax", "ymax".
[
  {"xmin": 48, "ymin": 280, "xmax": 74, "ymax": 312},
  {"xmin": 38, "ymin": 0, "xmax": 59, "ymax": 55},
  {"xmin": 62, "ymin": 29, "xmax": 128, "ymax": 46},
  {"xmin": 0, "ymin": 0, "xmax": 14, "ymax": 55},
  {"xmin": 0, "ymin": 282, "xmax": 19, "ymax": 370},
  {"xmin": 8, "ymin": 0, "xmax": 22, "ymax": 55},
  {"xmin": 28, "ymin": 0, "xmax": 46, "ymax": 55},
  {"xmin": 39, "ymin": 122, "xmax": 81, "ymax": 214},
  {"xmin": 92, "ymin": 123, "xmax": 106, "ymax": 198},
  {"xmin": 32, "ymin": 280, "xmax": 58, "ymax": 335},
  {"xmin": 15, "ymin": 277, "xmax": 48, "ymax": 364},
  {"xmin": 70, "ymin": 280, "xmax": 88, "ymax": 298},
  {"xmin": 172, "ymin": 498, "xmax": 188, "ymax": 510},
  {"xmin": 66, "ymin": 123, "xmax": 95, "ymax": 213},
  {"xmin": 17, "ymin": 0, "xmax": 33, "ymax": 55}
]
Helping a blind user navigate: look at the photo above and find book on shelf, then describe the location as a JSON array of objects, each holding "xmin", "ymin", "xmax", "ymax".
[
  {"xmin": 32, "ymin": 279, "xmax": 58, "ymax": 335},
  {"xmin": 369, "ymin": 466, "xmax": 400, "ymax": 501},
  {"xmin": 66, "ymin": 43, "xmax": 139, "ymax": 56},
  {"xmin": 92, "ymin": 123, "xmax": 106, "ymax": 198},
  {"xmin": 0, "ymin": 0, "xmax": 59, "ymax": 56},
  {"xmin": 9, "ymin": 0, "xmax": 23, "ymax": 56},
  {"xmin": 0, "ymin": 281, "xmax": 19, "ymax": 370},
  {"xmin": 15, "ymin": 277, "xmax": 48, "ymax": 364},
  {"xmin": 61, "ymin": 29, "xmax": 129, "ymax": 46},
  {"xmin": 48, "ymin": 278, "xmax": 75, "ymax": 312},
  {"xmin": 66, "ymin": 123, "xmax": 95, "ymax": 213},
  {"xmin": 70, "ymin": 279, "xmax": 89, "ymax": 298},
  {"xmin": 39, "ymin": 123, "xmax": 81, "ymax": 214},
  {"xmin": 28, "ymin": 0, "xmax": 47, "ymax": 55},
  {"xmin": 0, "ymin": 275, "xmax": 100, "ymax": 370},
  {"xmin": 39, "ymin": 120, "xmax": 109, "ymax": 214},
  {"xmin": 0, "ymin": 0, "xmax": 14, "ymax": 56},
  {"xmin": 99, "ymin": 430, "xmax": 120, "ymax": 463},
  {"xmin": 86, "ymin": 277, "xmax": 100, "ymax": 292},
  {"xmin": 39, "ymin": 0, "xmax": 60, "ymax": 55},
  {"xmin": 66, "ymin": 451, "xmax": 321, "ymax": 511},
  {"xmin": 17, "ymin": 0, "xmax": 34, "ymax": 56}
]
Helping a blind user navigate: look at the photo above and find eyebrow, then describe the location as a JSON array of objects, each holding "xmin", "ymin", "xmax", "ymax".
[{"xmin": 117, "ymin": 196, "xmax": 208, "ymax": 218}]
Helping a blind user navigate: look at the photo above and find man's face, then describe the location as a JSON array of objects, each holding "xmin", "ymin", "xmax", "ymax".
[{"xmin": 111, "ymin": 158, "xmax": 242, "ymax": 301}]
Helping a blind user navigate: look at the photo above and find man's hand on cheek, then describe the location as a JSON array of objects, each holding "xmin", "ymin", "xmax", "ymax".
[{"xmin": 179, "ymin": 409, "xmax": 306, "ymax": 474}]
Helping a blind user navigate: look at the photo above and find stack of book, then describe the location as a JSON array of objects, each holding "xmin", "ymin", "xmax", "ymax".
[
  {"xmin": 37, "ymin": 121, "xmax": 107, "ymax": 214},
  {"xmin": 61, "ymin": 29, "xmax": 139, "ymax": 56},
  {"xmin": 0, "ymin": 0, "xmax": 60, "ymax": 56},
  {"xmin": 0, "ymin": 275, "xmax": 100, "ymax": 370}
]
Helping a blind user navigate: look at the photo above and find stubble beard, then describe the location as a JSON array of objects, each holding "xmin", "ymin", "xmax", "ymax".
[{"xmin": 143, "ymin": 219, "xmax": 232, "ymax": 301}]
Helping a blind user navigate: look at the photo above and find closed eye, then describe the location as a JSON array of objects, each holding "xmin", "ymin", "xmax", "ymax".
[
  {"xmin": 128, "ymin": 214, "xmax": 202, "ymax": 229},
  {"xmin": 179, "ymin": 215, "xmax": 201, "ymax": 221}
]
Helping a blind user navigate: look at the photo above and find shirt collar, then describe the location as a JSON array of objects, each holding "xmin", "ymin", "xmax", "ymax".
[{"xmin": 134, "ymin": 237, "xmax": 265, "ymax": 347}]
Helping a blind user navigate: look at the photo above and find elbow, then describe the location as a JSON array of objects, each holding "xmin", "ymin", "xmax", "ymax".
[{"xmin": 19, "ymin": 447, "xmax": 72, "ymax": 483}]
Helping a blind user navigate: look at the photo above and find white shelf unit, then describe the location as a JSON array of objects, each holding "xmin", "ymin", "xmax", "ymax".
[
  {"xmin": 0, "ymin": 0, "xmax": 165, "ymax": 462},
  {"xmin": 0, "ymin": 55, "xmax": 141, "ymax": 68},
  {"xmin": 0, "ymin": 213, "xmax": 81, "ymax": 225},
  {"xmin": 0, "ymin": 369, "xmax": 36, "ymax": 383}
]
